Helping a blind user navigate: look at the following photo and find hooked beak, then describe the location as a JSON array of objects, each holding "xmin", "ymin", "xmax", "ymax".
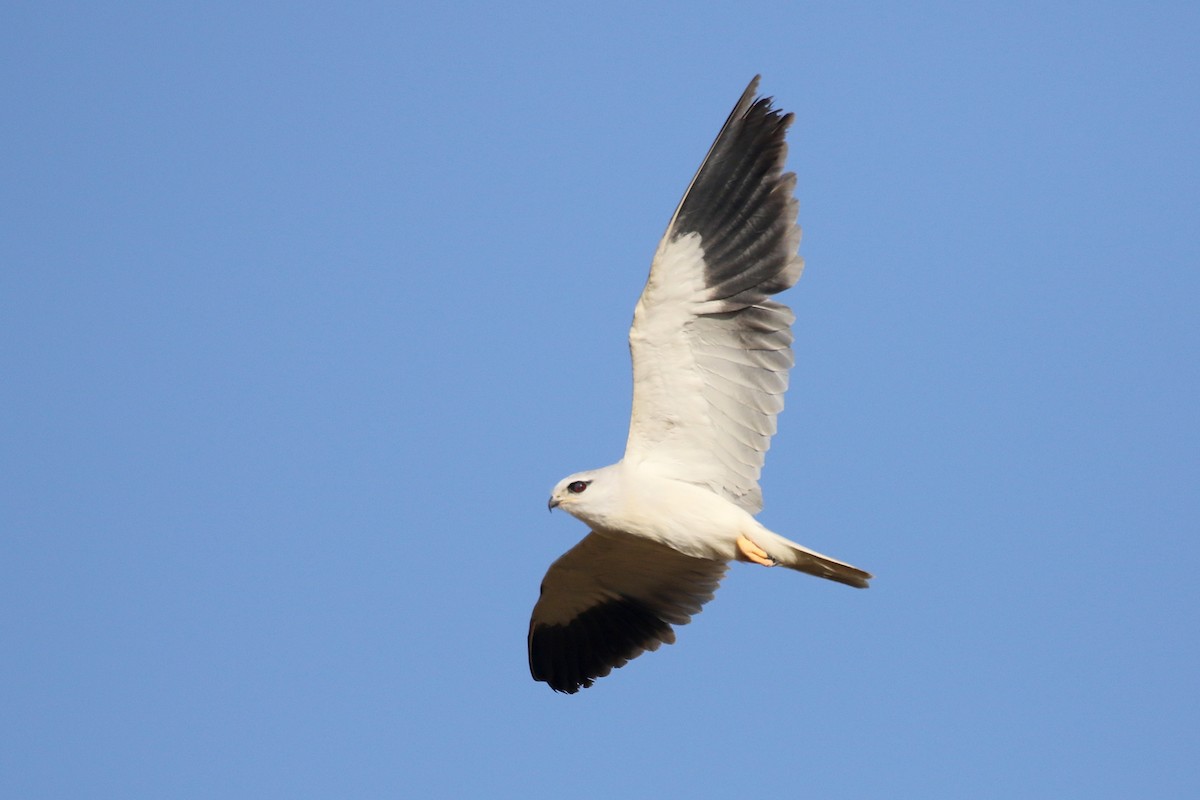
[{"xmin": 547, "ymin": 496, "xmax": 559, "ymax": 512}]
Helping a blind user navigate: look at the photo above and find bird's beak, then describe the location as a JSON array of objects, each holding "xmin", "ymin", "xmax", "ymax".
[{"xmin": 547, "ymin": 496, "xmax": 559, "ymax": 512}]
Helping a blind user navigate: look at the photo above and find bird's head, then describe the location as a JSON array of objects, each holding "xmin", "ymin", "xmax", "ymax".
[{"xmin": 547, "ymin": 466, "xmax": 620, "ymax": 526}]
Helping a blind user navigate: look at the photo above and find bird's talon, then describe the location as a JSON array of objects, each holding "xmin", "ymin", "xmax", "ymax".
[{"xmin": 737, "ymin": 533, "xmax": 776, "ymax": 567}]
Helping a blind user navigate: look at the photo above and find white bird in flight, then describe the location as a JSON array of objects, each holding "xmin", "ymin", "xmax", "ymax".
[{"xmin": 529, "ymin": 77, "xmax": 872, "ymax": 694}]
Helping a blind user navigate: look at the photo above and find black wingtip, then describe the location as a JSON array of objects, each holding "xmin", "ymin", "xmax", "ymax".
[
  {"xmin": 742, "ymin": 74, "xmax": 762, "ymax": 103},
  {"xmin": 529, "ymin": 596, "xmax": 674, "ymax": 694},
  {"xmin": 666, "ymin": 76, "xmax": 799, "ymax": 306}
]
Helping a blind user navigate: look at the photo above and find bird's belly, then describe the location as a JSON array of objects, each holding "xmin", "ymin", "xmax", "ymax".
[{"xmin": 614, "ymin": 476, "xmax": 752, "ymax": 561}]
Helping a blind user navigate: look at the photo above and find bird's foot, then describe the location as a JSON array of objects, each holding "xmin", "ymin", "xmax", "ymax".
[{"xmin": 736, "ymin": 534, "xmax": 777, "ymax": 567}]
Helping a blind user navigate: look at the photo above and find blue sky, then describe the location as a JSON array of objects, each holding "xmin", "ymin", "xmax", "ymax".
[{"xmin": 3, "ymin": 2, "xmax": 1197, "ymax": 797}]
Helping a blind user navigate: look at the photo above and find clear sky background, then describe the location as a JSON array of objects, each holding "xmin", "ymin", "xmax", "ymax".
[{"xmin": 3, "ymin": 2, "xmax": 1197, "ymax": 798}]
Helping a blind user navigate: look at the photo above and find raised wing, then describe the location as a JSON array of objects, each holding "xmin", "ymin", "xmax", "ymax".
[
  {"xmin": 528, "ymin": 530, "xmax": 727, "ymax": 693},
  {"xmin": 623, "ymin": 76, "xmax": 803, "ymax": 513}
]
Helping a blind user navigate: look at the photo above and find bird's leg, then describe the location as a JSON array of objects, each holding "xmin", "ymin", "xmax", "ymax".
[{"xmin": 736, "ymin": 533, "xmax": 777, "ymax": 567}]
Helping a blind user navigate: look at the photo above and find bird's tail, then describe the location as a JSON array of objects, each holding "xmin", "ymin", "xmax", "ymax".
[
  {"xmin": 742, "ymin": 526, "xmax": 873, "ymax": 588},
  {"xmin": 781, "ymin": 542, "xmax": 872, "ymax": 588}
]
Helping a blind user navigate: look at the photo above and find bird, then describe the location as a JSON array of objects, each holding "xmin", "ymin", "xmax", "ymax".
[{"xmin": 528, "ymin": 76, "xmax": 872, "ymax": 694}]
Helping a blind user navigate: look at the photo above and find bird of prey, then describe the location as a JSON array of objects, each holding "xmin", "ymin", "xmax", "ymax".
[{"xmin": 528, "ymin": 77, "xmax": 872, "ymax": 694}]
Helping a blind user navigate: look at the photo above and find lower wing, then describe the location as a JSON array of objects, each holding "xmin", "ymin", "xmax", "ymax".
[{"xmin": 528, "ymin": 530, "xmax": 728, "ymax": 693}]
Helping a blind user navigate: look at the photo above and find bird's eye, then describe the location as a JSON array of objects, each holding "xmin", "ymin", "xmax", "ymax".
[{"xmin": 567, "ymin": 480, "xmax": 589, "ymax": 494}]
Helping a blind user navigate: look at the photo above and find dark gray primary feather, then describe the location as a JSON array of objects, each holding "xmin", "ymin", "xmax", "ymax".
[
  {"xmin": 528, "ymin": 531, "xmax": 727, "ymax": 694},
  {"xmin": 670, "ymin": 75, "xmax": 801, "ymax": 309},
  {"xmin": 529, "ymin": 596, "xmax": 672, "ymax": 694}
]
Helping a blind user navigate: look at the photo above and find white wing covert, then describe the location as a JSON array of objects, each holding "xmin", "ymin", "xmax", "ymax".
[{"xmin": 624, "ymin": 76, "xmax": 803, "ymax": 513}]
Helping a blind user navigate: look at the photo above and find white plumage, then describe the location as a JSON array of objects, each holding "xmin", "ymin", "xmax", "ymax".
[{"xmin": 529, "ymin": 77, "xmax": 872, "ymax": 694}]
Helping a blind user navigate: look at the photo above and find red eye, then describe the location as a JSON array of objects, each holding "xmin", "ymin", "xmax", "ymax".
[{"xmin": 567, "ymin": 481, "xmax": 589, "ymax": 494}]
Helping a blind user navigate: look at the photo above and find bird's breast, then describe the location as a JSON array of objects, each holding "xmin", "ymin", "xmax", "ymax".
[{"xmin": 604, "ymin": 470, "xmax": 752, "ymax": 561}]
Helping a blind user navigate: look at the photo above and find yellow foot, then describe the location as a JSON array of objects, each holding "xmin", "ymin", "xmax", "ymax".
[{"xmin": 736, "ymin": 534, "xmax": 777, "ymax": 567}]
